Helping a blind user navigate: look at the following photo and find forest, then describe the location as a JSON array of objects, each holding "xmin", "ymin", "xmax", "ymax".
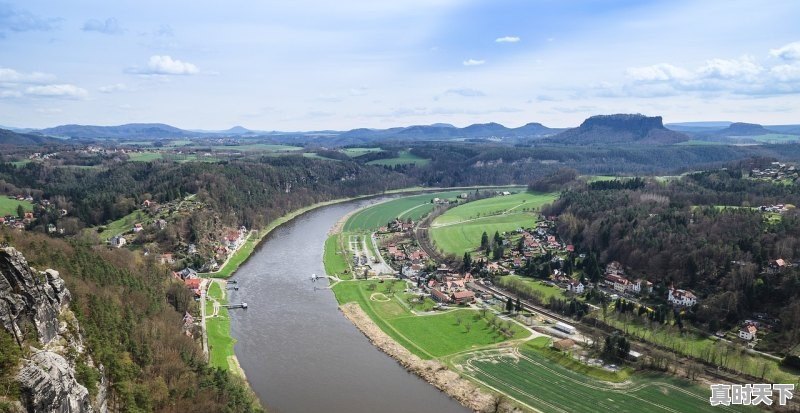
[{"xmin": 542, "ymin": 163, "xmax": 800, "ymax": 354}]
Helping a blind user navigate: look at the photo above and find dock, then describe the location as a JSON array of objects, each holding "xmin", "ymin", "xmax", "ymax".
[{"xmin": 224, "ymin": 302, "xmax": 248, "ymax": 309}]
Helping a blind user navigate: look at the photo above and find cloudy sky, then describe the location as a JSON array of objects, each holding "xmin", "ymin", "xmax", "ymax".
[{"xmin": 1, "ymin": 0, "xmax": 800, "ymax": 130}]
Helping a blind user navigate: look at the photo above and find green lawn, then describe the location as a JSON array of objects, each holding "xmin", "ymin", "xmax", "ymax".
[
  {"xmin": 343, "ymin": 190, "xmax": 467, "ymax": 231},
  {"xmin": 430, "ymin": 213, "xmax": 538, "ymax": 255},
  {"xmin": 343, "ymin": 147, "xmax": 384, "ymax": 157},
  {"xmin": 0, "ymin": 197, "xmax": 33, "ymax": 216},
  {"xmin": 323, "ymin": 234, "xmax": 351, "ymax": 280},
  {"xmin": 496, "ymin": 276, "xmax": 566, "ymax": 302},
  {"xmin": 332, "ymin": 280, "xmax": 530, "ymax": 359},
  {"xmin": 94, "ymin": 210, "xmax": 147, "ymax": 241},
  {"xmin": 367, "ymin": 151, "xmax": 430, "ymax": 167},
  {"xmin": 432, "ymin": 191, "xmax": 557, "ymax": 225},
  {"xmin": 206, "ymin": 280, "xmax": 236, "ymax": 370},
  {"xmin": 214, "ymin": 143, "xmax": 303, "ymax": 152},
  {"xmin": 128, "ymin": 152, "xmax": 164, "ymax": 162},
  {"xmin": 454, "ymin": 340, "xmax": 757, "ymax": 413}
]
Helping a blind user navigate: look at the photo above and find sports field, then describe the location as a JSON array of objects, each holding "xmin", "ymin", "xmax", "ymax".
[
  {"xmin": 367, "ymin": 151, "xmax": 430, "ymax": 166},
  {"xmin": 0, "ymin": 197, "xmax": 33, "ymax": 216},
  {"xmin": 332, "ymin": 280, "xmax": 530, "ymax": 359},
  {"xmin": 343, "ymin": 190, "xmax": 466, "ymax": 231},
  {"xmin": 453, "ymin": 338, "xmax": 756, "ymax": 413}
]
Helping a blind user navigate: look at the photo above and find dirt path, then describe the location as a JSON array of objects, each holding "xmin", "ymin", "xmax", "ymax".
[{"xmin": 340, "ymin": 302, "xmax": 495, "ymax": 412}]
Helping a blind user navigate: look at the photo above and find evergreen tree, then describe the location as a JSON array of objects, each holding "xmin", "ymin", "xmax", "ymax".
[
  {"xmin": 514, "ymin": 297, "xmax": 522, "ymax": 313},
  {"xmin": 463, "ymin": 252, "xmax": 472, "ymax": 270},
  {"xmin": 506, "ymin": 297, "xmax": 514, "ymax": 312},
  {"xmin": 16, "ymin": 204, "xmax": 24, "ymax": 219},
  {"xmin": 480, "ymin": 231, "xmax": 489, "ymax": 251}
]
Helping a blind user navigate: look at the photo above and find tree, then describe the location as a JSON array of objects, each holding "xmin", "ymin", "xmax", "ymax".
[
  {"xmin": 493, "ymin": 245, "xmax": 504, "ymax": 260},
  {"xmin": 515, "ymin": 297, "xmax": 522, "ymax": 313},
  {"xmin": 480, "ymin": 231, "xmax": 489, "ymax": 251},
  {"xmin": 463, "ymin": 252, "xmax": 472, "ymax": 270},
  {"xmin": 16, "ymin": 204, "xmax": 24, "ymax": 219},
  {"xmin": 506, "ymin": 297, "xmax": 514, "ymax": 313}
]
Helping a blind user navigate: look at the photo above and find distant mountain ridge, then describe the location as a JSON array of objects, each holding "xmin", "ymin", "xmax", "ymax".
[
  {"xmin": 38, "ymin": 123, "xmax": 190, "ymax": 139},
  {"xmin": 0, "ymin": 128, "xmax": 63, "ymax": 145},
  {"xmin": 546, "ymin": 114, "xmax": 689, "ymax": 145}
]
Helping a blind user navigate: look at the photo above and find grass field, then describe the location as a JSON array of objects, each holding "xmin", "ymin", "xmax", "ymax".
[
  {"xmin": 433, "ymin": 191, "xmax": 557, "ymax": 225},
  {"xmin": 367, "ymin": 151, "xmax": 430, "ymax": 167},
  {"xmin": 496, "ymin": 276, "xmax": 566, "ymax": 302},
  {"xmin": 0, "ymin": 197, "xmax": 33, "ymax": 216},
  {"xmin": 214, "ymin": 143, "xmax": 303, "ymax": 152},
  {"xmin": 332, "ymin": 280, "xmax": 530, "ymax": 359},
  {"xmin": 323, "ymin": 234, "xmax": 351, "ymax": 280},
  {"xmin": 128, "ymin": 152, "xmax": 164, "ymax": 162},
  {"xmin": 94, "ymin": 210, "xmax": 147, "ymax": 241},
  {"xmin": 206, "ymin": 280, "xmax": 236, "ymax": 370},
  {"xmin": 343, "ymin": 147, "xmax": 384, "ymax": 157},
  {"xmin": 428, "ymin": 191, "xmax": 557, "ymax": 255},
  {"xmin": 343, "ymin": 190, "xmax": 467, "ymax": 231},
  {"xmin": 454, "ymin": 338, "xmax": 756, "ymax": 413}
]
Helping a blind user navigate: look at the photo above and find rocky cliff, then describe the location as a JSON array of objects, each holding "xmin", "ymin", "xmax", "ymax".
[
  {"xmin": 547, "ymin": 113, "xmax": 689, "ymax": 145},
  {"xmin": 0, "ymin": 247, "xmax": 107, "ymax": 413}
]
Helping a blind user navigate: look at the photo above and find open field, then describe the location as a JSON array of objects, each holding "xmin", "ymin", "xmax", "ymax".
[
  {"xmin": 205, "ymin": 280, "xmax": 236, "ymax": 370},
  {"xmin": 332, "ymin": 280, "xmax": 530, "ymax": 359},
  {"xmin": 323, "ymin": 234, "xmax": 351, "ymax": 280},
  {"xmin": 453, "ymin": 338, "xmax": 756, "ymax": 413},
  {"xmin": 128, "ymin": 151, "xmax": 164, "ymax": 162},
  {"xmin": 212, "ymin": 143, "xmax": 303, "ymax": 152},
  {"xmin": 343, "ymin": 147, "xmax": 384, "ymax": 157},
  {"xmin": 0, "ymin": 197, "xmax": 33, "ymax": 216},
  {"xmin": 432, "ymin": 191, "xmax": 557, "ymax": 225},
  {"xmin": 343, "ymin": 190, "xmax": 467, "ymax": 231},
  {"xmin": 93, "ymin": 210, "xmax": 147, "ymax": 241},
  {"xmin": 430, "ymin": 212, "xmax": 538, "ymax": 255},
  {"xmin": 367, "ymin": 151, "xmax": 430, "ymax": 167},
  {"xmin": 496, "ymin": 276, "xmax": 567, "ymax": 302}
]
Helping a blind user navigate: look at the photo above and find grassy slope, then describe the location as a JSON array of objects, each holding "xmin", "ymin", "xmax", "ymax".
[
  {"xmin": 367, "ymin": 151, "xmax": 430, "ymax": 167},
  {"xmin": 434, "ymin": 191, "xmax": 557, "ymax": 225},
  {"xmin": 95, "ymin": 210, "xmax": 147, "ymax": 241},
  {"xmin": 430, "ymin": 213, "xmax": 537, "ymax": 255},
  {"xmin": 128, "ymin": 152, "xmax": 164, "ymax": 162},
  {"xmin": 0, "ymin": 197, "xmax": 33, "ymax": 216},
  {"xmin": 332, "ymin": 280, "xmax": 530, "ymax": 359},
  {"xmin": 343, "ymin": 190, "xmax": 465, "ymax": 231},
  {"xmin": 496, "ymin": 276, "xmax": 566, "ymax": 302},
  {"xmin": 206, "ymin": 280, "xmax": 236, "ymax": 370},
  {"xmin": 323, "ymin": 233, "xmax": 351, "ymax": 280}
]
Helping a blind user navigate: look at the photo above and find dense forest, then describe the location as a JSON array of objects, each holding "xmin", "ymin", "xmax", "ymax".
[
  {"xmin": 2, "ymin": 229, "xmax": 262, "ymax": 412},
  {"xmin": 542, "ymin": 165, "xmax": 800, "ymax": 353}
]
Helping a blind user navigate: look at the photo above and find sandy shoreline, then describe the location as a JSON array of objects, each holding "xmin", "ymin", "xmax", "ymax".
[{"xmin": 340, "ymin": 302, "xmax": 495, "ymax": 412}]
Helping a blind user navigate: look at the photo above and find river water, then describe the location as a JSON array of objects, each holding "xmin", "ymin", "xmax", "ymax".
[{"xmin": 228, "ymin": 199, "xmax": 468, "ymax": 413}]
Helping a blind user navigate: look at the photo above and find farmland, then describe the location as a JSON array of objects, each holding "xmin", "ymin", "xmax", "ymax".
[
  {"xmin": 332, "ymin": 280, "xmax": 530, "ymax": 359},
  {"xmin": 0, "ymin": 197, "xmax": 33, "ymax": 216},
  {"xmin": 343, "ymin": 190, "xmax": 466, "ymax": 231},
  {"xmin": 428, "ymin": 191, "xmax": 557, "ymax": 255},
  {"xmin": 452, "ymin": 338, "xmax": 756, "ymax": 413},
  {"xmin": 367, "ymin": 151, "xmax": 430, "ymax": 167},
  {"xmin": 343, "ymin": 147, "xmax": 384, "ymax": 157}
]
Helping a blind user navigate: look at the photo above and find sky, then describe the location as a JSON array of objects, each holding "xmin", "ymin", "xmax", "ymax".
[{"xmin": 1, "ymin": 0, "xmax": 800, "ymax": 130}]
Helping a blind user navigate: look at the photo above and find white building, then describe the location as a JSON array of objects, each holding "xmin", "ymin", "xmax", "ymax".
[
  {"xmin": 739, "ymin": 324, "xmax": 758, "ymax": 341},
  {"xmin": 110, "ymin": 236, "xmax": 127, "ymax": 248},
  {"xmin": 668, "ymin": 288, "xmax": 697, "ymax": 306},
  {"xmin": 566, "ymin": 280, "xmax": 585, "ymax": 294}
]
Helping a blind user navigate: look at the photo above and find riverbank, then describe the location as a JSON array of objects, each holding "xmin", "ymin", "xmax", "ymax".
[{"xmin": 340, "ymin": 302, "xmax": 495, "ymax": 412}]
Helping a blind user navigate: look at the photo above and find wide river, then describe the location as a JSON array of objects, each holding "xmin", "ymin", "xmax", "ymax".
[{"xmin": 229, "ymin": 198, "xmax": 468, "ymax": 413}]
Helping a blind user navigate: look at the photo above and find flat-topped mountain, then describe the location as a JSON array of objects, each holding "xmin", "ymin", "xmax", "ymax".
[
  {"xmin": 714, "ymin": 122, "xmax": 772, "ymax": 136},
  {"xmin": 547, "ymin": 114, "xmax": 689, "ymax": 145}
]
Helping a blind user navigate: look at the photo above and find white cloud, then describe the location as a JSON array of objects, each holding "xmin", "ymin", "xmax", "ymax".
[
  {"xmin": 445, "ymin": 88, "xmax": 485, "ymax": 97},
  {"xmin": 25, "ymin": 84, "xmax": 88, "ymax": 99},
  {"xmin": 770, "ymin": 41, "xmax": 800, "ymax": 61},
  {"xmin": 462, "ymin": 59, "xmax": 485, "ymax": 66},
  {"xmin": 495, "ymin": 36, "xmax": 520, "ymax": 43},
  {"xmin": 0, "ymin": 90, "xmax": 22, "ymax": 98},
  {"xmin": 144, "ymin": 55, "xmax": 199, "ymax": 75},
  {"xmin": 697, "ymin": 57, "xmax": 762, "ymax": 80},
  {"xmin": 626, "ymin": 63, "xmax": 692, "ymax": 82},
  {"xmin": 98, "ymin": 83, "xmax": 128, "ymax": 93},
  {"xmin": 0, "ymin": 67, "xmax": 55, "ymax": 84},
  {"xmin": 770, "ymin": 64, "xmax": 800, "ymax": 82},
  {"xmin": 82, "ymin": 18, "xmax": 123, "ymax": 35}
]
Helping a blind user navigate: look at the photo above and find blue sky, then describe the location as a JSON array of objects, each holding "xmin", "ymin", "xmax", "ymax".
[{"xmin": 1, "ymin": 0, "xmax": 799, "ymax": 130}]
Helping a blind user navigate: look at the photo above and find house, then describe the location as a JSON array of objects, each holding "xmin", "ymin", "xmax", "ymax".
[
  {"xmin": 159, "ymin": 253, "xmax": 175, "ymax": 265},
  {"xmin": 739, "ymin": 324, "xmax": 758, "ymax": 341},
  {"xmin": 450, "ymin": 290, "xmax": 475, "ymax": 304},
  {"xmin": 566, "ymin": 280, "xmax": 585, "ymax": 294},
  {"xmin": 184, "ymin": 278, "xmax": 202, "ymax": 297},
  {"xmin": 605, "ymin": 274, "xmax": 629, "ymax": 293},
  {"xmin": 133, "ymin": 223, "xmax": 144, "ymax": 233},
  {"xmin": 110, "ymin": 236, "xmax": 127, "ymax": 248},
  {"xmin": 23, "ymin": 212, "xmax": 34, "ymax": 220},
  {"xmin": 430, "ymin": 288, "xmax": 451, "ymax": 303},
  {"xmin": 629, "ymin": 279, "xmax": 652, "ymax": 295},
  {"xmin": 667, "ymin": 288, "xmax": 697, "ymax": 307},
  {"xmin": 142, "ymin": 199, "xmax": 153, "ymax": 208},
  {"xmin": 606, "ymin": 261, "xmax": 624, "ymax": 275},
  {"xmin": 565, "ymin": 244, "xmax": 575, "ymax": 253}
]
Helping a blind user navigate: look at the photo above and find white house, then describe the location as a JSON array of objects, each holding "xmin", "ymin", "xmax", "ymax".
[
  {"xmin": 739, "ymin": 324, "xmax": 757, "ymax": 341},
  {"xmin": 605, "ymin": 274, "xmax": 629, "ymax": 293},
  {"xmin": 667, "ymin": 288, "xmax": 697, "ymax": 306},
  {"xmin": 566, "ymin": 280, "xmax": 585, "ymax": 294},
  {"xmin": 110, "ymin": 236, "xmax": 127, "ymax": 248},
  {"xmin": 628, "ymin": 279, "xmax": 652, "ymax": 295}
]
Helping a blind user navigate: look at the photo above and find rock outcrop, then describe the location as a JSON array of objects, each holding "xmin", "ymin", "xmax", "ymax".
[
  {"xmin": 0, "ymin": 247, "xmax": 107, "ymax": 413},
  {"xmin": 547, "ymin": 113, "xmax": 690, "ymax": 145}
]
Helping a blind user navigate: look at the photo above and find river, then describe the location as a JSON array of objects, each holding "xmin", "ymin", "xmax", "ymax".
[{"xmin": 228, "ymin": 198, "xmax": 468, "ymax": 413}]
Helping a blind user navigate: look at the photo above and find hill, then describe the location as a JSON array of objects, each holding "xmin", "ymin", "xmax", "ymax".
[
  {"xmin": 38, "ymin": 123, "xmax": 192, "ymax": 139},
  {"xmin": 713, "ymin": 122, "xmax": 774, "ymax": 137},
  {"xmin": 0, "ymin": 128, "xmax": 63, "ymax": 145},
  {"xmin": 546, "ymin": 114, "xmax": 689, "ymax": 145}
]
